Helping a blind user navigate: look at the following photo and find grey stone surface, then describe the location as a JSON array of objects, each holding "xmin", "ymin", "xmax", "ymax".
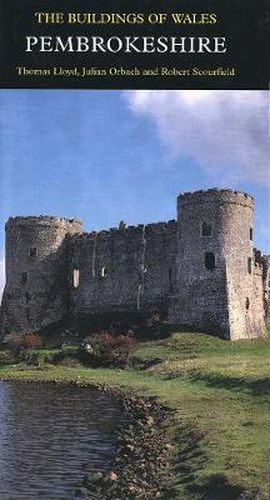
[
  {"xmin": 168, "ymin": 189, "xmax": 266, "ymax": 339},
  {"xmin": 0, "ymin": 190, "xmax": 267, "ymax": 340},
  {"xmin": 262, "ymin": 254, "xmax": 270, "ymax": 320}
]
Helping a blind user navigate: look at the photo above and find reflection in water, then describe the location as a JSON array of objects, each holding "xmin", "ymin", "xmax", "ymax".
[{"xmin": 0, "ymin": 381, "xmax": 121, "ymax": 499}]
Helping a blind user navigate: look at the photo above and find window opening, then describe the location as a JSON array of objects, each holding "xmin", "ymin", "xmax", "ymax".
[
  {"xmin": 101, "ymin": 266, "xmax": 109, "ymax": 278},
  {"xmin": 21, "ymin": 272, "xmax": 27, "ymax": 285},
  {"xmin": 25, "ymin": 308, "xmax": 30, "ymax": 321},
  {"xmin": 29, "ymin": 247, "xmax": 37, "ymax": 257},
  {"xmin": 248, "ymin": 257, "xmax": 252, "ymax": 274},
  {"xmin": 205, "ymin": 252, "xmax": 216, "ymax": 270},
  {"xmin": 73, "ymin": 269, "xmax": 80, "ymax": 288},
  {"xmin": 202, "ymin": 222, "xmax": 212, "ymax": 237}
]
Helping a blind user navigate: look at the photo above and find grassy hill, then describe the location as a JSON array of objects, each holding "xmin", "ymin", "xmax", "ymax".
[{"xmin": 0, "ymin": 331, "xmax": 269, "ymax": 499}]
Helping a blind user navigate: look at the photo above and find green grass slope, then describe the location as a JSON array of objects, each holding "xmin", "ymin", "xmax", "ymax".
[{"xmin": 0, "ymin": 332, "xmax": 269, "ymax": 499}]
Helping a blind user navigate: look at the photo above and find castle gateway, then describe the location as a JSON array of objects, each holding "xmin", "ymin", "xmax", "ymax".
[{"xmin": 0, "ymin": 189, "xmax": 267, "ymax": 340}]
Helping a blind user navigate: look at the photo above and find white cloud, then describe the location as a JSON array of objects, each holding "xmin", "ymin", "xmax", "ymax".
[
  {"xmin": 124, "ymin": 90, "xmax": 270, "ymax": 184},
  {"xmin": 0, "ymin": 256, "xmax": 5, "ymax": 300}
]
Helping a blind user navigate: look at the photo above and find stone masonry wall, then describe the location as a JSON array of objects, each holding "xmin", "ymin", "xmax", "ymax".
[
  {"xmin": 169, "ymin": 190, "xmax": 230, "ymax": 337},
  {"xmin": 0, "ymin": 189, "xmax": 267, "ymax": 340},
  {"xmin": 262, "ymin": 254, "xmax": 270, "ymax": 319},
  {"xmin": 220, "ymin": 196, "xmax": 266, "ymax": 340},
  {"xmin": 1, "ymin": 216, "xmax": 81, "ymax": 334},
  {"xmin": 169, "ymin": 189, "xmax": 266, "ymax": 339},
  {"xmin": 67, "ymin": 220, "xmax": 177, "ymax": 318}
]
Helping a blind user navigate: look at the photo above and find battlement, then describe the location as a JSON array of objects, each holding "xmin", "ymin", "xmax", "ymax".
[
  {"xmin": 6, "ymin": 215, "xmax": 82, "ymax": 232},
  {"xmin": 69, "ymin": 219, "xmax": 177, "ymax": 243},
  {"xmin": 178, "ymin": 188, "xmax": 254, "ymax": 209}
]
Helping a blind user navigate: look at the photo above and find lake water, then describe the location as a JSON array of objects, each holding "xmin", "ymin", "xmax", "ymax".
[{"xmin": 0, "ymin": 381, "xmax": 122, "ymax": 499}]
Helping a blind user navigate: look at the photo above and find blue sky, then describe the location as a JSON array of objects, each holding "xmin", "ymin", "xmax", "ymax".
[{"xmin": 0, "ymin": 89, "xmax": 269, "ymax": 294}]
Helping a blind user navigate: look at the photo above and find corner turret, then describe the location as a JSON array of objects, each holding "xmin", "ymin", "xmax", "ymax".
[{"xmin": 1, "ymin": 216, "xmax": 81, "ymax": 335}]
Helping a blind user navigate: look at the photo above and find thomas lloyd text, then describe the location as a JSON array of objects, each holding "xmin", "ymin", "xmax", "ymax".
[{"xmin": 16, "ymin": 66, "xmax": 236, "ymax": 77}]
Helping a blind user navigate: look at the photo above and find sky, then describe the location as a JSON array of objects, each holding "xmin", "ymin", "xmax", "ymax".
[{"xmin": 0, "ymin": 89, "xmax": 269, "ymax": 297}]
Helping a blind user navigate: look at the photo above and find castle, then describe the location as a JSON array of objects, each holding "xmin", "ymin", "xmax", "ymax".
[{"xmin": 0, "ymin": 189, "xmax": 268, "ymax": 340}]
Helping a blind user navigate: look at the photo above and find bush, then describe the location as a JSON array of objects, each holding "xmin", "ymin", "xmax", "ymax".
[
  {"xmin": 50, "ymin": 346, "xmax": 79, "ymax": 366},
  {"xmin": 80, "ymin": 331, "xmax": 136, "ymax": 367},
  {"xmin": 23, "ymin": 332, "xmax": 42, "ymax": 349},
  {"xmin": 17, "ymin": 349, "xmax": 40, "ymax": 366},
  {"xmin": 4, "ymin": 332, "xmax": 42, "ymax": 353},
  {"xmin": 0, "ymin": 350, "xmax": 16, "ymax": 366},
  {"xmin": 3, "ymin": 333, "xmax": 23, "ymax": 353}
]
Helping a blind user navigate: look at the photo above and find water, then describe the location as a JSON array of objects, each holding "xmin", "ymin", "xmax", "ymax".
[{"xmin": 0, "ymin": 381, "xmax": 122, "ymax": 499}]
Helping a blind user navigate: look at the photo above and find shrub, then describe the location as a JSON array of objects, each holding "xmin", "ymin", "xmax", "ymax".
[
  {"xmin": 4, "ymin": 333, "xmax": 25, "ymax": 353},
  {"xmin": 80, "ymin": 331, "xmax": 136, "ymax": 367},
  {"xmin": 4, "ymin": 332, "xmax": 42, "ymax": 353},
  {"xmin": 17, "ymin": 350, "xmax": 40, "ymax": 366},
  {"xmin": 50, "ymin": 346, "xmax": 79, "ymax": 366},
  {"xmin": 0, "ymin": 350, "xmax": 16, "ymax": 366},
  {"xmin": 23, "ymin": 332, "xmax": 42, "ymax": 349}
]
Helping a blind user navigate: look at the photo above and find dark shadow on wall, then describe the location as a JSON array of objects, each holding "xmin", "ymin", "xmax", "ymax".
[{"xmin": 67, "ymin": 308, "xmax": 173, "ymax": 340}]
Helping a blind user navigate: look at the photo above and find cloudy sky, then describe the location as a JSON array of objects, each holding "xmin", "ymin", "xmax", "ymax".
[{"xmin": 0, "ymin": 89, "xmax": 269, "ymax": 297}]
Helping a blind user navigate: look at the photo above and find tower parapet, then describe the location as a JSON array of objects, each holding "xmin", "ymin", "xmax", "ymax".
[{"xmin": 178, "ymin": 188, "xmax": 253, "ymax": 207}]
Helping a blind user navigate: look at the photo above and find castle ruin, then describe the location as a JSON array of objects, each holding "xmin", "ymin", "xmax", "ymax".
[{"xmin": 0, "ymin": 189, "xmax": 268, "ymax": 340}]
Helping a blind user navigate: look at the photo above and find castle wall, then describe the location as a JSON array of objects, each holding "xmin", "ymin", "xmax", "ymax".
[
  {"xmin": 67, "ymin": 221, "xmax": 177, "ymax": 318},
  {"xmin": 169, "ymin": 190, "xmax": 230, "ymax": 336},
  {"xmin": 1, "ymin": 216, "xmax": 81, "ymax": 334},
  {"xmin": 249, "ymin": 267, "xmax": 266, "ymax": 336},
  {"xmin": 169, "ymin": 189, "xmax": 266, "ymax": 339},
  {"xmin": 226, "ymin": 267, "xmax": 265, "ymax": 340},
  {"xmin": 263, "ymin": 255, "xmax": 270, "ymax": 320},
  {"xmin": 221, "ymin": 197, "xmax": 266, "ymax": 340},
  {"xmin": 0, "ymin": 189, "xmax": 266, "ymax": 340}
]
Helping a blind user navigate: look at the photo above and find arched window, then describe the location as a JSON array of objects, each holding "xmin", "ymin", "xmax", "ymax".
[
  {"xmin": 202, "ymin": 222, "xmax": 212, "ymax": 237},
  {"xmin": 205, "ymin": 252, "xmax": 216, "ymax": 270}
]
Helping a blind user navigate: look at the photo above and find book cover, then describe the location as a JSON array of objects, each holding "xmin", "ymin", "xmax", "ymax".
[{"xmin": 0, "ymin": 1, "xmax": 269, "ymax": 499}]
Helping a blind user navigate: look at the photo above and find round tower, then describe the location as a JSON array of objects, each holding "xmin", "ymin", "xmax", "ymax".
[
  {"xmin": 169, "ymin": 189, "xmax": 266, "ymax": 339},
  {"xmin": 1, "ymin": 216, "xmax": 81, "ymax": 335}
]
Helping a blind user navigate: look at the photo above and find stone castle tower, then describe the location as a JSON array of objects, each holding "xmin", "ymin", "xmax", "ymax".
[
  {"xmin": 0, "ymin": 189, "xmax": 267, "ymax": 340},
  {"xmin": 169, "ymin": 190, "xmax": 266, "ymax": 340},
  {"xmin": 1, "ymin": 216, "xmax": 81, "ymax": 333}
]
